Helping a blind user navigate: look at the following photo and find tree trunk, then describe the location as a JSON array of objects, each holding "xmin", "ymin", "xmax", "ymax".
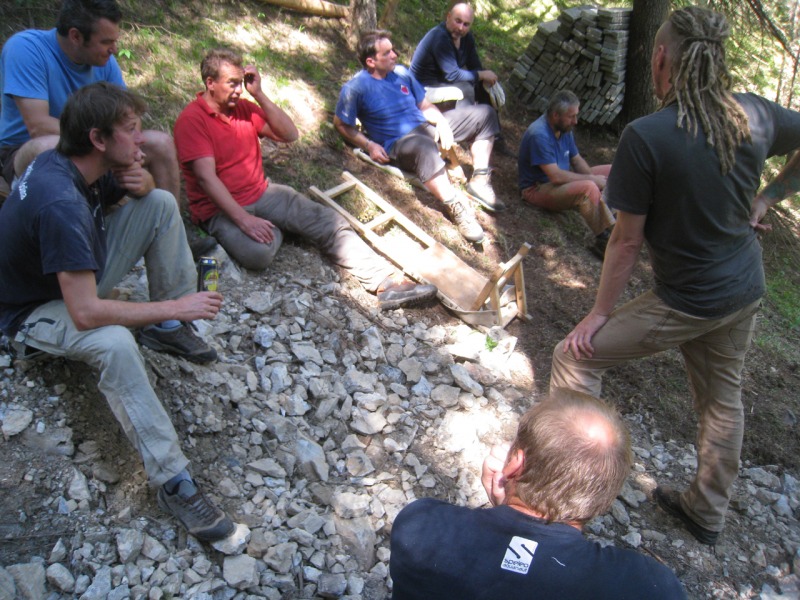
[
  {"xmin": 378, "ymin": 0, "xmax": 401, "ymax": 28},
  {"xmin": 255, "ymin": 0, "xmax": 348, "ymax": 18},
  {"xmin": 350, "ymin": 0, "xmax": 377, "ymax": 46},
  {"xmin": 621, "ymin": 0, "xmax": 670, "ymax": 126}
]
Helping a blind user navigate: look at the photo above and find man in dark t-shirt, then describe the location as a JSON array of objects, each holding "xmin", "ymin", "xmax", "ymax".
[
  {"xmin": 551, "ymin": 6, "xmax": 800, "ymax": 545},
  {"xmin": 409, "ymin": 1, "xmax": 498, "ymax": 108},
  {"xmin": 390, "ymin": 391, "xmax": 687, "ymax": 599},
  {"xmin": 0, "ymin": 82, "xmax": 235, "ymax": 542}
]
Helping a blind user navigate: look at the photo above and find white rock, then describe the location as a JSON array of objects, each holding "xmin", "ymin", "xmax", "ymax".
[
  {"xmin": 211, "ymin": 522, "xmax": 251, "ymax": 555},
  {"xmin": 223, "ymin": 554, "xmax": 258, "ymax": 589},
  {"xmin": 46, "ymin": 563, "xmax": 75, "ymax": 593},
  {"xmin": 2, "ymin": 406, "xmax": 33, "ymax": 437}
]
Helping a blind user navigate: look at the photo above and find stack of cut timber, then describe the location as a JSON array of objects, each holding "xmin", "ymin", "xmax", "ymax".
[{"xmin": 510, "ymin": 6, "xmax": 631, "ymax": 126}]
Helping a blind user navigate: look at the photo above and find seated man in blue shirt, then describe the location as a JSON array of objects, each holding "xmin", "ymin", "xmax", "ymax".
[
  {"xmin": 334, "ymin": 30, "xmax": 504, "ymax": 245},
  {"xmin": 390, "ymin": 389, "xmax": 687, "ymax": 599},
  {"xmin": 410, "ymin": 1, "xmax": 499, "ymax": 109},
  {"xmin": 518, "ymin": 90, "xmax": 615, "ymax": 258},
  {"xmin": 0, "ymin": 0, "xmax": 179, "ymax": 203}
]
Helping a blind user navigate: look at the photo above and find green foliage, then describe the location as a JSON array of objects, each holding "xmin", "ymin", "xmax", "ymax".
[
  {"xmin": 485, "ymin": 334, "xmax": 499, "ymax": 351},
  {"xmin": 765, "ymin": 270, "xmax": 800, "ymax": 329}
]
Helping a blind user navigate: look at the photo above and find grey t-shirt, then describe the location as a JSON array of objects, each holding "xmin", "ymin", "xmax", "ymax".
[{"xmin": 607, "ymin": 93, "xmax": 800, "ymax": 318}]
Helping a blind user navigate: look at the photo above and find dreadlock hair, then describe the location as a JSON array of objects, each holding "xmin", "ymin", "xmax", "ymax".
[{"xmin": 663, "ymin": 6, "xmax": 750, "ymax": 174}]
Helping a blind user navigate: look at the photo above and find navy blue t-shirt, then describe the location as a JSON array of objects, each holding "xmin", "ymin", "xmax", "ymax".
[
  {"xmin": 410, "ymin": 23, "xmax": 483, "ymax": 87},
  {"xmin": 0, "ymin": 150, "xmax": 124, "ymax": 335},
  {"xmin": 390, "ymin": 498, "xmax": 686, "ymax": 599}
]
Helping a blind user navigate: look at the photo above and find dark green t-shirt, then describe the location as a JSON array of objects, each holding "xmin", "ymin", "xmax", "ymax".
[{"xmin": 607, "ymin": 93, "xmax": 800, "ymax": 318}]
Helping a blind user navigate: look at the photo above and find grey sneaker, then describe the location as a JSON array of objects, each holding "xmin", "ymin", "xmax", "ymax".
[
  {"xmin": 137, "ymin": 322, "xmax": 217, "ymax": 363},
  {"xmin": 157, "ymin": 479, "xmax": 235, "ymax": 542},
  {"xmin": 445, "ymin": 196, "xmax": 485, "ymax": 243},
  {"xmin": 377, "ymin": 277, "xmax": 438, "ymax": 310},
  {"xmin": 467, "ymin": 168, "xmax": 506, "ymax": 212}
]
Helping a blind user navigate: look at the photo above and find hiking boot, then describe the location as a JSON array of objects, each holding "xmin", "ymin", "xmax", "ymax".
[
  {"xmin": 590, "ymin": 228, "xmax": 612, "ymax": 260},
  {"xmin": 466, "ymin": 168, "xmax": 506, "ymax": 212},
  {"xmin": 137, "ymin": 322, "xmax": 217, "ymax": 363},
  {"xmin": 377, "ymin": 276, "xmax": 438, "ymax": 310},
  {"xmin": 157, "ymin": 479, "xmax": 235, "ymax": 542},
  {"xmin": 445, "ymin": 196, "xmax": 485, "ymax": 243},
  {"xmin": 654, "ymin": 486, "xmax": 720, "ymax": 545}
]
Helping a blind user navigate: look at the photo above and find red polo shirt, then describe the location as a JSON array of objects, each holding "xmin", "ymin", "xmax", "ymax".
[{"xmin": 174, "ymin": 93, "xmax": 269, "ymax": 223}]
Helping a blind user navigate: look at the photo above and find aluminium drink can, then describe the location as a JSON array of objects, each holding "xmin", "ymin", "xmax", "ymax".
[{"xmin": 197, "ymin": 256, "xmax": 219, "ymax": 292}]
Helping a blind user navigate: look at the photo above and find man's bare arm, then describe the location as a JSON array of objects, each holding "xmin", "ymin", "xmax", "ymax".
[
  {"xmin": 14, "ymin": 97, "xmax": 60, "ymax": 138},
  {"xmin": 190, "ymin": 156, "xmax": 276, "ymax": 243},
  {"xmin": 563, "ymin": 211, "xmax": 646, "ymax": 360},
  {"xmin": 751, "ymin": 151, "xmax": 800, "ymax": 231},
  {"xmin": 245, "ymin": 65, "xmax": 299, "ymax": 143},
  {"xmin": 58, "ymin": 270, "xmax": 222, "ymax": 331},
  {"xmin": 333, "ymin": 115, "xmax": 390, "ymax": 164}
]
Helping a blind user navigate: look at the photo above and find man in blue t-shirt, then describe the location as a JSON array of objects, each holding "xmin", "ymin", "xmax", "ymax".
[
  {"xmin": 0, "ymin": 82, "xmax": 234, "ymax": 542},
  {"xmin": 0, "ymin": 0, "xmax": 179, "ymax": 201},
  {"xmin": 390, "ymin": 390, "xmax": 687, "ymax": 599},
  {"xmin": 518, "ymin": 89, "xmax": 615, "ymax": 257},
  {"xmin": 334, "ymin": 30, "xmax": 503, "ymax": 244}
]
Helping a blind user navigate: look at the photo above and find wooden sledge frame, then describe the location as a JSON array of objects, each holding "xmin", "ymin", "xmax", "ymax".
[{"xmin": 309, "ymin": 171, "xmax": 532, "ymax": 328}]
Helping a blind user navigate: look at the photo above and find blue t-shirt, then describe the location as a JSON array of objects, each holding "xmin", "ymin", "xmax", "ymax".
[
  {"xmin": 518, "ymin": 114, "xmax": 579, "ymax": 190},
  {"xmin": 0, "ymin": 29, "xmax": 125, "ymax": 147},
  {"xmin": 606, "ymin": 93, "xmax": 800, "ymax": 318},
  {"xmin": 390, "ymin": 498, "xmax": 687, "ymax": 600},
  {"xmin": 410, "ymin": 23, "xmax": 483, "ymax": 87},
  {"xmin": 335, "ymin": 67, "xmax": 427, "ymax": 153},
  {"xmin": 0, "ymin": 150, "xmax": 124, "ymax": 335}
]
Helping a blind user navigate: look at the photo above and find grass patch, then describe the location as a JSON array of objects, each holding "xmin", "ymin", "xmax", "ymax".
[{"xmin": 765, "ymin": 272, "xmax": 800, "ymax": 328}]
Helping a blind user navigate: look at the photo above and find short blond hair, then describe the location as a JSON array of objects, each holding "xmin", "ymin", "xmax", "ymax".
[{"xmin": 509, "ymin": 389, "xmax": 632, "ymax": 524}]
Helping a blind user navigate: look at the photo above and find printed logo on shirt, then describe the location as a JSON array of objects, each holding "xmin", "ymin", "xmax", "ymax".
[
  {"xmin": 500, "ymin": 536, "xmax": 538, "ymax": 575},
  {"xmin": 400, "ymin": 84, "xmax": 409, "ymax": 95}
]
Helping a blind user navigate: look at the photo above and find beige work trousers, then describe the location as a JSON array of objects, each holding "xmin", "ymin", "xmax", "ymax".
[{"xmin": 550, "ymin": 290, "xmax": 761, "ymax": 532}]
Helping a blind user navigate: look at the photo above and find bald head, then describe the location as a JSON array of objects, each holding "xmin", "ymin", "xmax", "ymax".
[{"xmin": 445, "ymin": 2, "xmax": 474, "ymax": 41}]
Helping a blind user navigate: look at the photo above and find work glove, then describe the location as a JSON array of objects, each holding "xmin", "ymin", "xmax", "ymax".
[
  {"xmin": 434, "ymin": 120, "xmax": 455, "ymax": 151},
  {"xmin": 484, "ymin": 81, "xmax": 506, "ymax": 110}
]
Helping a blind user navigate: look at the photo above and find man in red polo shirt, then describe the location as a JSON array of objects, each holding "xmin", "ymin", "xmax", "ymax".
[{"xmin": 174, "ymin": 49, "xmax": 436, "ymax": 310}]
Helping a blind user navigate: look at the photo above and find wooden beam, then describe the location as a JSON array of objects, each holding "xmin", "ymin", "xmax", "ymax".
[{"xmin": 256, "ymin": 0, "xmax": 348, "ymax": 18}]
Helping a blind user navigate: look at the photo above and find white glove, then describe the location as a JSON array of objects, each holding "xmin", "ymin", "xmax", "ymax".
[
  {"xmin": 484, "ymin": 81, "xmax": 506, "ymax": 110},
  {"xmin": 435, "ymin": 120, "xmax": 455, "ymax": 151}
]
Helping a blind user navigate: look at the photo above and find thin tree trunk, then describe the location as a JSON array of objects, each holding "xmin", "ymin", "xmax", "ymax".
[
  {"xmin": 378, "ymin": 0, "xmax": 400, "ymax": 28},
  {"xmin": 350, "ymin": 0, "xmax": 377, "ymax": 46},
  {"xmin": 621, "ymin": 0, "xmax": 670, "ymax": 126}
]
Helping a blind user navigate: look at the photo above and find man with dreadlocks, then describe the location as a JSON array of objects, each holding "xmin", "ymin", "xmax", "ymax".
[{"xmin": 549, "ymin": 5, "xmax": 800, "ymax": 545}]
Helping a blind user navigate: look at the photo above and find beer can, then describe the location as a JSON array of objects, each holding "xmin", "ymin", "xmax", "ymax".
[{"xmin": 197, "ymin": 256, "xmax": 219, "ymax": 292}]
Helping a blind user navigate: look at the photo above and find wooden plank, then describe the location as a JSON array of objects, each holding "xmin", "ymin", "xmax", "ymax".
[
  {"xmin": 409, "ymin": 245, "xmax": 487, "ymax": 310},
  {"xmin": 311, "ymin": 172, "xmax": 531, "ymax": 329}
]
